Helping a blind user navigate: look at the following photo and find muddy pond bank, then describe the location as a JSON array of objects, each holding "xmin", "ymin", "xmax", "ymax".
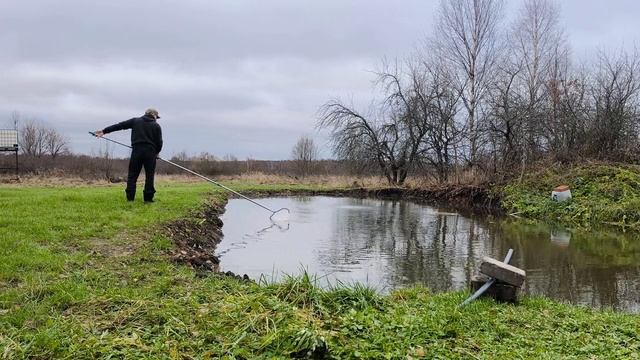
[
  {"xmin": 240, "ymin": 185, "xmax": 503, "ymax": 213},
  {"xmin": 165, "ymin": 199, "xmax": 225, "ymax": 271}
]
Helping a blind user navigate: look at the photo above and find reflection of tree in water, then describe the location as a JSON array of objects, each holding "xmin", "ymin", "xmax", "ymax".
[
  {"xmin": 409, "ymin": 213, "xmax": 494, "ymax": 292},
  {"xmin": 292, "ymin": 196, "xmax": 314, "ymax": 204},
  {"xmin": 485, "ymin": 220, "xmax": 640, "ymax": 311},
  {"xmin": 317, "ymin": 199, "xmax": 402, "ymax": 272},
  {"xmin": 319, "ymin": 198, "xmax": 494, "ymax": 292},
  {"xmin": 319, "ymin": 198, "xmax": 640, "ymax": 311}
]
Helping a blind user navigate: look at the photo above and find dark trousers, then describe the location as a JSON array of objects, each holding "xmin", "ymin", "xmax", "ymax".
[{"xmin": 126, "ymin": 145, "xmax": 157, "ymax": 201}]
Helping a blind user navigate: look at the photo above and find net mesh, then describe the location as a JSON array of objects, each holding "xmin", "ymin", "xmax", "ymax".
[{"xmin": 0, "ymin": 130, "xmax": 18, "ymax": 149}]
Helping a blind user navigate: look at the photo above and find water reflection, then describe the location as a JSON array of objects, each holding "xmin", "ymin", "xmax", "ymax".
[
  {"xmin": 491, "ymin": 221, "xmax": 640, "ymax": 312},
  {"xmin": 217, "ymin": 196, "xmax": 640, "ymax": 312}
]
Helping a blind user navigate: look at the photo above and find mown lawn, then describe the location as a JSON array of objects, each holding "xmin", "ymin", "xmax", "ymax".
[{"xmin": 1, "ymin": 180, "xmax": 639, "ymax": 359}]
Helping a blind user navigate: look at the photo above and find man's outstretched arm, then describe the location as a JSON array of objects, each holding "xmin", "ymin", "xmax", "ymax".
[{"xmin": 95, "ymin": 118, "xmax": 135, "ymax": 137}]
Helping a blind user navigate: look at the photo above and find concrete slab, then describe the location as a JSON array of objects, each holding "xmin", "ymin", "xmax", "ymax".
[{"xmin": 480, "ymin": 257, "xmax": 526, "ymax": 287}]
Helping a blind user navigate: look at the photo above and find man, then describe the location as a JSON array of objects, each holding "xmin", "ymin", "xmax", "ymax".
[{"xmin": 95, "ymin": 108, "xmax": 163, "ymax": 203}]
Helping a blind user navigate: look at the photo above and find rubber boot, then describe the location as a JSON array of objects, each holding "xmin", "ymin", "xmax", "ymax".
[{"xmin": 126, "ymin": 190, "xmax": 135, "ymax": 202}]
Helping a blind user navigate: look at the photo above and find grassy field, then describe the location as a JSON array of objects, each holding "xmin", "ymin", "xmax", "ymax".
[{"xmin": 1, "ymin": 180, "xmax": 639, "ymax": 359}]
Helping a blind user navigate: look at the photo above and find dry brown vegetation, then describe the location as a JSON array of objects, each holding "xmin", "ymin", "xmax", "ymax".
[
  {"xmin": 0, "ymin": 172, "xmax": 386, "ymax": 188},
  {"xmin": 1, "ymin": 169, "xmax": 496, "ymax": 191}
]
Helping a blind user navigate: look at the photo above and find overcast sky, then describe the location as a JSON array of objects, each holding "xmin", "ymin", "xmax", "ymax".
[{"xmin": 1, "ymin": 0, "xmax": 639, "ymax": 159}]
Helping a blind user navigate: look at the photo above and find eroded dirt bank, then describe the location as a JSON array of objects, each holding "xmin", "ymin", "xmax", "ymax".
[
  {"xmin": 242, "ymin": 185, "xmax": 503, "ymax": 213},
  {"xmin": 165, "ymin": 185, "xmax": 501, "ymax": 272},
  {"xmin": 165, "ymin": 199, "xmax": 226, "ymax": 271},
  {"xmin": 351, "ymin": 186, "xmax": 502, "ymax": 212}
]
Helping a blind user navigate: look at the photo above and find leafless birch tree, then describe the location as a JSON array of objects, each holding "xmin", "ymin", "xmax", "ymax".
[
  {"xmin": 432, "ymin": 0, "xmax": 504, "ymax": 167},
  {"xmin": 511, "ymin": 0, "xmax": 568, "ymax": 170}
]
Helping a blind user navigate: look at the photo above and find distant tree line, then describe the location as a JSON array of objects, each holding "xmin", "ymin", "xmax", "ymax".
[
  {"xmin": 3, "ymin": 153, "xmax": 359, "ymax": 180},
  {"xmin": 319, "ymin": 0, "xmax": 640, "ymax": 185},
  {"xmin": 1, "ymin": 112, "xmax": 332, "ymax": 180},
  {"xmin": 0, "ymin": 126, "xmax": 351, "ymax": 179}
]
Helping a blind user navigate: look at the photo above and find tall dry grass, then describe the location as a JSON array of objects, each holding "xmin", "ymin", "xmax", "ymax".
[
  {"xmin": 1, "ymin": 172, "xmax": 393, "ymax": 188},
  {"xmin": 1, "ymin": 170, "xmax": 495, "ymax": 189}
]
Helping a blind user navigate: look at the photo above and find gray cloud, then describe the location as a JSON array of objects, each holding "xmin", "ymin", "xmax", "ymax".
[{"xmin": 1, "ymin": 0, "xmax": 638, "ymax": 159}]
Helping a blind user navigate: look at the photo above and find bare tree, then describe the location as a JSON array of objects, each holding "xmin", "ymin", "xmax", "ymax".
[
  {"xmin": 419, "ymin": 63, "xmax": 463, "ymax": 182},
  {"xmin": 221, "ymin": 153, "xmax": 242, "ymax": 175},
  {"xmin": 511, "ymin": 0, "xmax": 568, "ymax": 171},
  {"xmin": 317, "ymin": 0, "xmax": 640, "ymax": 183},
  {"xmin": 291, "ymin": 135, "xmax": 319, "ymax": 177},
  {"xmin": 542, "ymin": 61, "xmax": 589, "ymax": 161},
  {"xmin": 319, "ymin": 101, "xmax": 415, "ymax": 185},
  {"xmin": 98, "ymin": 141, "xmax": 115, "ymax": 180},
  {"xmin": 319, "ymin": 61, "xmax": 436, "ymax": 185},
  {"xmin": 432, "ymin": 0, "xmax": 504, "ymax": 167},
  {"xmin": 376, "ymin": 61, "xmax": 435, "ymax": 183},
  {"xmin": 513, "ymin": 0, "xmax": 566, "ymax": 108},
  {"xmin": 192, "ymin": 152, "xmax": 219, "ymax": 175},
  {"xmin": 19, "ymin": 118, "xmax": 70, "ymax": 159},
  {"xmin": 586, "ymin": 49, "xmax": 640, "ymax": 159},
  {"xmin": 19, "ymin": 119, "xmax": 47, "ymax": 158},
  {"xmin": 171, "ymin": 151, "xmax": 189, "ymax": 162},
  {"xmin": 44, "ymin": 128, "xmax": 70, "ymax": 159},
  {"xmin": 486, "ymin": 63, "xmax": 527, "ymax": 174}
]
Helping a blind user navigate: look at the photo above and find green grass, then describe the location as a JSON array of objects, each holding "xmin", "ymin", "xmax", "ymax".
[
  {"xmin": 1, "ymin": 180, "xmax": 639, "ymax": 359},
  {"xmin": 501, "ymin": 163, "xmax": 640, "ymax": 231}
]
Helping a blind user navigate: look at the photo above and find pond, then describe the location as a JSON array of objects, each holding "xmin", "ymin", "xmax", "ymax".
[{"xmin": 216, "ymin": 196, "xmax": 640, "ymax": 312}]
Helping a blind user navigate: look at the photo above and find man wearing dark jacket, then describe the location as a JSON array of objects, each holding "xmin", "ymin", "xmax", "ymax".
[{"xmin": 95, "ymin": 108, "xmax": 163, "ymax": 202}]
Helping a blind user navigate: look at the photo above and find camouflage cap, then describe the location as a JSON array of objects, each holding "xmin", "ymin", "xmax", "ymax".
[{"xmin": 145, "ymin": 108, "xmax": 161, "ymax": 119}]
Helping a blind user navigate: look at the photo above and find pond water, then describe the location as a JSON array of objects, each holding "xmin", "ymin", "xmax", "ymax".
[{"xmin": 216, "ymin": 196, "xmax": 640, "ymax": 312}]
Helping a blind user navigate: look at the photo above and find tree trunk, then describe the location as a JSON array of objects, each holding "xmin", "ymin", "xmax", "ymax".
[{"xmin": 398, "ymin": 168, "xmax": 408, "ymax": 185}]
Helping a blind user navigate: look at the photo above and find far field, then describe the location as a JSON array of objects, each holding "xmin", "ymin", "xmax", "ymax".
[{"xmin": 1, "ymin": 177, "xmax": 639, "ymax": 359}]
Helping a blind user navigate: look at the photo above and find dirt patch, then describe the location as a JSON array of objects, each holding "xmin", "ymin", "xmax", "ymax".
[
  {"xmin": 87, "ymin": 236, "xmax": 139, "ymax": 258},
  {"xmin": 165, "ymin": 200, "xmax": 226, "ymax": 271}
]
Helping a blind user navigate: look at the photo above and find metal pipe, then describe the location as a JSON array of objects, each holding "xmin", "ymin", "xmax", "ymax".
[{"xmin": 89, "ymin": 132, "xmax": 290, "ymax": 219}]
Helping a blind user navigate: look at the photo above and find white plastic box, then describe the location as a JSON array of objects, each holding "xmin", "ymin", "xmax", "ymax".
[{"xmin": 551, "ymin": 185, "xmax": 571, "ymax": 202}]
